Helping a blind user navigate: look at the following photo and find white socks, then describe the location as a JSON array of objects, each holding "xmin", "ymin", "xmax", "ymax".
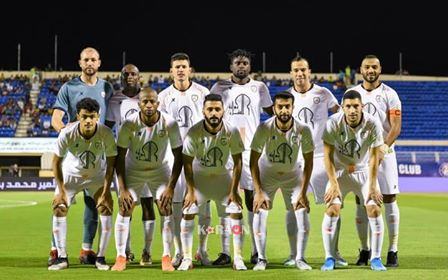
[
  {"xmin": 161, "ymin": 216, "xmax": 173, "ymax": 256},
  {"xmin": 172, "ymin": 202, "xmax": 183, "ymax": 256},
  {"xmin": 247, "ymin": 211, "xmax": 257, "ymax": 255},
  {"xmin": 125, "ymin": 220, "xmax": 132, "ymax": 253},
  {"xmin": 321, "ymin": 213, "xmax": 339, "ymax": 259},
  {"xmin": 253, "ymin": 209, "xmax": 268, "ymax": 260},
  {"xmin": 180, "ymin": 219, "xmax": 194, "ymax": 259},
  {"xmin": 97, "ymin": 215, "xmax": 112, "ymax": 257},
  {"xmin": 230, "ymin": 218, "xmax": 244, "ymax": 259},
  {"xmin": 368, "ymin": 216, "xmax": 384, "ymax": 259},
  {"xmin": 198, "ymin": 202, "xmax": 211, "ymax": 254},
  {"xmin": 114, "ymin": 214, "xmax": 130, "ymax": 257},
  {"xmin": 286, "ymin": 210, "xmax": 297, "ymax": 258},
  {"xmin": 355, "ymin": 204, "xmax": 370, "ymax": 250},
  {"xmin": 53, "ymin": 216, "xmax": 67, "ymax": 258},
  {"xmin": 295, "ymin": 208, "xmax": 310, "ymax": 261},
  {"xmin": 384, "ymin": 201, "xmax": 400, "ymax": 252},
  {"xmin": 220, "ymin": 217, "xmax": 231, "ymax": 256},
  {"xmin": 143, "ymin": 220, "xmax": 155, "ymax": 253}
]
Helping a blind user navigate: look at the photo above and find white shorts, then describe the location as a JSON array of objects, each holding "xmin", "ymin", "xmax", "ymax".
[
  {"xmin": 114, "ymin": 172, "xmax": 152, "ymax": 202},
  {"xmin": 378, "ymin": 151, "xmax": 400, "ymax": 195},
  {"xmin": 55, "ymin": 173, "xmax": 104, "ymax": 207},
  {"xmin": 326, "ymin": 169, "xmax": 380, "ymax": 206},
  {"xmin": 239, "ymin": 150, "xmax": 253, "ymax": 190},
  {"xmin": 126, "ymin": 166, "xmax": 170, "ymax": 202},
  {"xmin": 260, "ymin": 168, "xmax": 303, "ymax": 210},
  {"xmin": 189, "ymin": 172, "xmax": 231, "ymax": 217},
  {"xmin": 308, "ymin": 156, "xmax": 329, "ymax": 205}
]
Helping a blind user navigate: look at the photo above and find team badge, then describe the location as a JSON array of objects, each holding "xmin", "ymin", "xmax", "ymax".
[
  {"xmin": 375, "ymin": 95, "xmax": 382, "ymax": 103},
  {"xmin": 220, "ymin": 137, "xmax": 228, "ymax": 146},
  {"xmin": 251, "ymin": 85, "xmax": 257, "ymax": 92},
  {"xmin": 439, "ymin": 162, "xmax": 448, "ymax": 177},
  {"xmin": 360, "ymin": 129, "xmax": 369, "ymax": 139},
  {"xmin": 191, "ymin": 94, "xmax": 199, "ymax": 102},
  {"xmin": 291, "ymin": 135, "xmax": 298, "ymax": 144},
  {"xmin": 158, "ymin": 129, "xmax": 166, "ymax": 137},
  {"xmin": 101, "ymin": 91, "xmax": 106, "ymax": 98},
  {"xmin": 313, "ymin": 97, "xmax": 320, "ymax": 104},
  {"xmin": 95, "ymin": 141, "xmax": 102, "ymax": 149}
]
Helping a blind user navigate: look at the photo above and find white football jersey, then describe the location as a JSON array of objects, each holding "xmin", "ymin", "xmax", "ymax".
[
  {"xmin": 210, "ymin": 78, "xmax": 272, "ymax": 150},
  {"xmin": 117, "ymin": 112, "xmax": 182, "ymax": 171},
  {"xmin": 158, "ymin": 82, "xmax": 209, "ymax": 138},
  {"xmin": 351, "ymin": 83, "xmax": 401, "ymax": 139},
  {"xmin": 322, "ymin": 111, "xmax": 384, "ymax": 170},
  {"xmin": 106, "ymin": 90, "xmax": 140, "ymax": 129},
  {"xmin": 56, "ymin": 122, "xmax": 117, "ymax": 177},
  {"xmin": 251, "ymin": 116, "xmax": 314, "ymax": 173},
  {"xmin": 288, "ymin": 84, "xmax": 338, "ymax": 156},
  {"xmin": 183, "ymin": 120, "xmax": 244, "ymax": 175}
]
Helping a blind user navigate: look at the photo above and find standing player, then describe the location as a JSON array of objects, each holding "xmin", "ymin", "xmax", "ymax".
[
  {"xmin": 178, "ymin": 94, "xmax": 246, "ymax": 271},
  {"xmin": 106, "ymin": 64, "xmax": 155, "ymax": 265},
  {"xmin": 285, "ymin": 56, "xmax": 346, "ymax": 267},
  {"xmin": 210, "ymin": 49, "xmax": 273, "ymax": 265},
  {"xmin": 158, "ymin": 53, "xmax": 211, "ymax": 266},
  {"xmin": 49, "ymin": 47, "xmax": 114, "ymax": 266},
  {"xmin": 320, "ymin": 90, "xmax": 387, "ymax": 272},
  {"xmin": 48, "ymin": 98, "xmax": 116, "ymax": 271},
  {"xmin": 351, "ymin": 55, "xmax": 402, "ymax": 267},
  {"xmin": 250, "ymin": 91, "xmax": 314, "ymax": 271},
  {"xmin": 111, "ymin": 87, "xmax": 183, "ymax": 272}
]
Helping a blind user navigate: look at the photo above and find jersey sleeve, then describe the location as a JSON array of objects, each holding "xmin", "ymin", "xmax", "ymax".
[
  {"xmin": 106, "ymin": 96, "xmax": 119, "ymax": 123},
  {"xmin": 301, "ymin": 125, "xmax": 315, "ymax": 154},
  {"xmin": 117, "ymin": 121, "xmax": 132, "ymax": 148},
  {"xmin": 322, "ymin": 119, "xmax": 336, "ymax": 145},
  {"xmin": 388, "ymin": 88, "xmax": 402, "ymax": 111},
  {"xmin": 324, "ymin": 88, "xmax": 339, "ymax": 109},
  {"xmin": 250, "ymin": 124, "xmax": 266, "ymax": 153},
  {"xmin": 168, "ymin": 120, "xmax": 183, "ymax": 149},
  {"xmin": 53, "ymin": 83, "xmax": 70, "ymax": 112},
  {"xmin": 158, "ymin": 90, "xmax": 168, "ymax": 113},
  {"xmin": 104, "ymin": 81, "xmax": 114, "ymax": 102},
  {"xmin": 103, "ymin": 127, "xmax": 118, "ymax": 157},
  {"xmin": 230, "ymin": 127, "xmax": 245, "ymax": 155},
  {"xmin": 182, "ymin": 130, "xmax": 197, "ymax": 157},
  {"xmin": 259, "ymin": 83, "xmax": 273, "ymax": 108},
  {"xmin": 55, "ymin": 129, "xmax": 68, "ymax": 157},
  {"xmin": 370, "ymin": 119, "xmax": 384, "ymax": 148}
]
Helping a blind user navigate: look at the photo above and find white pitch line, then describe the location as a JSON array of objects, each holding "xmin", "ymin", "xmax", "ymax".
[{"xmin": 0, "ymin": 199, "xmax": 38, "ymax": 209}]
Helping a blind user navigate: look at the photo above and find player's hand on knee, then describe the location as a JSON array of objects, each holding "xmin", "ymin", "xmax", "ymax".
[
  {"xmin": 294, "ymin": 194, "xmax": 310, "ymax": 212},
  {"xmin": 253, "ymin": 192, "xmax": 269, "ymax": 213},
  {"xmin": 369, "ymin": 189, "xmax": 383, "ymax": 205},
  {"xmin": 160, "ymin": 187, "xmax": 174, "ymax": 211},
  {"xmin": 52, "ymin": 193, "xmax": 67, "ymax": 210},
  {"xmin": 97, "ymin": 191, "xmax": 113, "ymax": 215},
  {"xmin": 119, "ymin": 189, "xmax": 134, "ymax": 212},
  {"xmin": 228, "ymin": 191, "xmax": 243, "ymax": 209},
  {"xmin": 183, "ymin": 191, "xmax": 196, "ymax": 209},
  {"xmin": 324, "ymin": 186, "xmax": 341, "ymax": 205}
]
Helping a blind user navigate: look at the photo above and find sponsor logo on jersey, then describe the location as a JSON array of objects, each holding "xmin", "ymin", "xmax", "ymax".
[
  {"xmin": 339, "ymin": 139, "xmax": 361, "ymax": 159},
  {"xmin": 137, "ymin": 141, "xmax": 159, "ymax": 162},
  {"xmin": 79, "ymin": 151, "xmax": 96, "ymax": 169},
  {"xmin": 201, "ymin": 147, "xmax": 224, "ymax": 167},
  {"xmin": 178, "ymin": 106, "xmax": 193, "ymax": 127},
  {"xmin": 268, "ymin": 143, "xmax": 293, "ymax": 164},
  {"xmin": 297, "ymin": 107, "xmax": 315, "ymax": 129},
  {"xmin": 364, "ymin": 102, "xmax": 377, "ymax": 116},
  {"xmin": 229, "ymin": 94, "xmax": 251, "ymax": 115}
]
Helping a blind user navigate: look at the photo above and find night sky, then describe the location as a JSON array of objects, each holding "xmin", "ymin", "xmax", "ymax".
[{"xmin": 2, "ymin": 1, "xmax": 446, "ymax": 76}]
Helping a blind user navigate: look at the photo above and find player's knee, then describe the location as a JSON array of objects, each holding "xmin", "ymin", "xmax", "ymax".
[
  {"xmin": 383, "ymin": 194, "xmax": 396, "ymax": 203},
  {"xmin": 366, "ymin": 205, "xmax": 381, "ymax": 217},
  {"xmin": 326, "ymin": 204, "xmax": 340, "ymax": 217},
  {"xmin": 53, "ymin": 205, "xmax": 68, "ymax": 217}
]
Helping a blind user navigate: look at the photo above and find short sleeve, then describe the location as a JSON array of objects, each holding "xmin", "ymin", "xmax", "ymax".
[
  {"xmin": 117, "ymin": 121, "xmax": 132, "ymax": 148},
  {"xmin": 53, "ymin": 83, "xmax": 70, "ymax": 112},
  {"xmin": 250, "ymin": 124, "xmax": 266, "ymax": 153},
  {"xmin": 230, "ymin": 128, "xmax": 245, "ymax": 155},
  {"xmin": 301, "ymin": 125, "xmax": 315, "ymax": 154},
  {"xmin": 103, "ymin": 127, "xmax": 118, "ymax": 157},
  {"xmin": 324, "ymin": 88, "xmax": 339, "ymax": 109},
  {"xmin": 322, "ymin": 119, "xmax": 336, "ymax": 145},
  {"xmin": 55, "ymin": 129, "xmax": 68, "ymax": 157},
  {"xmin": 388, "ymin": 88, "xmax": 402, "ymax": 111},
  {"xmin": 370, "ymin": 119, "xmax": 384, "ymax": 148},
  {"xmin": 158, "ymin": 90, "xmax": 168, "ymax": 113},
  {"xmin": 168, "ymin": 120, "xmax": 183, "ymax": 149},
  {"xmin": 182, "ymin": 131, "xmax": 196, "ymax": 157},
  {"xmin": 259, "ymin": 83, "xmax": 273, "ymax": 108},
  {"xmin": 106, "ymin": 96, "xmax": 119, "ymax": 123}
]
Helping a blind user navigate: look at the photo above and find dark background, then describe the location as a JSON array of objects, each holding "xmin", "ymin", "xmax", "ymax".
[{"xmin": 1, "ymin": 1, "xmax": 446, "ymax": 75}]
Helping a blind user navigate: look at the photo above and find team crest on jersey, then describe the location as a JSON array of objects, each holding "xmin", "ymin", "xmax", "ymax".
[
  {"xmin": 158, "ymin": 129, "xmax": 167, "ymax": 138},
  {"xmin": 313, "ymin": 97, "xmax": 321, "ymax": 104},
  {"xmin": 101, "ymin": 91, "xmax": 106, "ymax": 98},
  {"xmin": 191, "ymin": 94, "xmax": 199, "ymax": 102},
  {"xmin": 291, "ymin": 135, "xmax": 299, "ymax": 144},
  {"xmin": 95, "ymin": 141, "xmax": 102, "ymax": 149},
  {"xmin": 375, "ymin": 95, "xmax": 382, "ymax": 103},
  {"xmin": 251, "ymin": 85, "xmax": 257, "ymax": 92},
  {"xmin": 220, "ymin": 136, "xmax": 228, "ymax": 146}
]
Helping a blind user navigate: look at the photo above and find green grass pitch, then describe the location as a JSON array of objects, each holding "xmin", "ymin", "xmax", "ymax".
[{"xmin": 0, "ymin": 191, "xmax": 447, "ymax": 279}]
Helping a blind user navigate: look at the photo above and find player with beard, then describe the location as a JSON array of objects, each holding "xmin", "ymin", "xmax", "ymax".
[
  {"xmin": 210, "ymin": 49, "xmax": 273, "ymax": 265},
  {"xmin": 158, "ymin": 53, "xmax": 211, "ymax": 267},
  {"xmin": 49, "ymin": 47, "xmax": 114, "ymax": 267},
  {"xmin": 111, "ymin": 87, "xmax": 182, "ymax": 272},
  {"xmin": 250, "ymin": 91, "xmax": 314, "ymax": 271},
  {"xmin": 350, "ymin": 55, "xmax": 402, "ymax": 267},
  {"xmin": 178, "ymin": 94, "xmax": 247, "ymax": 271},
  {"xmin": 106, "ymin": 64, "xmax": 156, "ymax": 266},
  {"xmin": 320, "ymin": 90, "xmax": 386, "ymax": 272}
]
